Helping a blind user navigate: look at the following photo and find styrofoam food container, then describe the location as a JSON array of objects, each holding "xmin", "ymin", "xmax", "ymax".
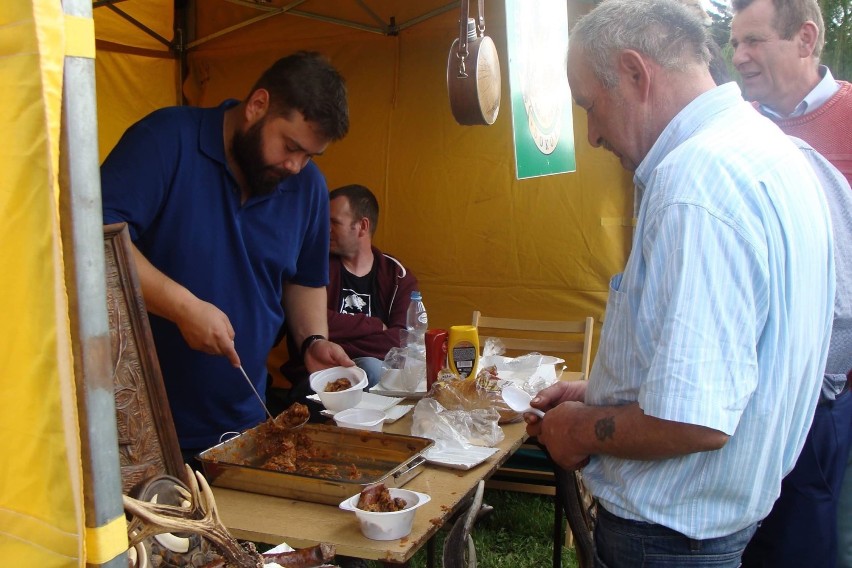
[
  {"xmin": 479, "ymin": 354, "xmax": 565, "ymax": 381},
  {"xmin": 333, "ymin": 408, "xmax": 385, "ymax": 432},
  {"xmin": 309, "ymin": 366, "xmax": 368, "ymax": 412},
  {"xmin": 339, "ymin": 488, "xmax": 431, "ymax": 540},
  {"xmin": 379, "ymin": 363, "xmax": 427, "ymax": 392}
]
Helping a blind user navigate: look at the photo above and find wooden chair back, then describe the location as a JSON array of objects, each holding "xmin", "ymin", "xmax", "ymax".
[{"xmin": 471, "ymin": 311, "xmax": 594, "ymax": 379}]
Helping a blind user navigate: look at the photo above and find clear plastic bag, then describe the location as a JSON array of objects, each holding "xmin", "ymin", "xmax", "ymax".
[
  {"xmin": 379, "ymin": 346, "xmax": 426, "ymax": 391},
  {"xmin": 427, "ymin": 375, "xmax": 520, "ymax": 424},
  {"xmin": 481, "ymin": 336, "xmax": 505, "ymax": 357},
  {"xmin": 411, "ymin": 398, "xmax": 504, "ymax": 448}
]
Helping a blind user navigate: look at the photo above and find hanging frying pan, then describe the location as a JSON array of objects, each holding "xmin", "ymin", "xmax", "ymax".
[{"xmin": 447, "ymin": 0, "xmax": 501, "ymax": 125}]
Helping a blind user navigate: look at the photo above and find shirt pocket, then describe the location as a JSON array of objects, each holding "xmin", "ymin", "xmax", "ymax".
[{"xmin": 590, "ymin": 274, "xmax": 633, "ymax": 398}]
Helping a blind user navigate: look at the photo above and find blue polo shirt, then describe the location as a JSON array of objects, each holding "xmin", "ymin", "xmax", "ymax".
[{"xmin": 101, "ymin": 101, "xmax": 330, "ymax": 449}]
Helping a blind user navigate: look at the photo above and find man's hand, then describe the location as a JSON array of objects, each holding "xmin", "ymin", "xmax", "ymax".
[
  {"xmin": 174, "ymin": 297, "xmax": 240, "ymax": 367},
  {"xmin": 535, "ymin": 401, "xmax": 592, "ymax": 470},
  {"xmin": 525, "ymin": 379, "xmax": 587, "ymax": 432},
  {"xmin": 304, "ymin": 338, "xmax": 354, "ymax": 373},
  {"xmin": 532, "ymin": 380, "xmax": 588, "ymax": 411},
  {"xmin": 524, "ymin": 380, "xmax": 590, "ymax": 470}
]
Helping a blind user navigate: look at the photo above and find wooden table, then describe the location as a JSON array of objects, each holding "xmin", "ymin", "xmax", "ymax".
[{"xmin": 212, "ymin": 413, "xmax": 529, "ymax": 564}]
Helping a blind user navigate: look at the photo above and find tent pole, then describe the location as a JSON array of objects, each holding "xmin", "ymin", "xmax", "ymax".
[{"xmin": 60, "ymin": 1, "xmax": 127, "ymax": 566}]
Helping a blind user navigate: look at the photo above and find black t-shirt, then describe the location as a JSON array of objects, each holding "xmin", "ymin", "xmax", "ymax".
[{"xmin": 337, "ymin": 260, "xmax": 386, "ymax": 321}]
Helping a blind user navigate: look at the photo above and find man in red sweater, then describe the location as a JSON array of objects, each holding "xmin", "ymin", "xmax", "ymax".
[
  {"xmin": 732, "ymin": 0, "xmax": 851, "ymax": 184},
  {"xmin": 731, "ymin": 1, "xmax": 852, "ymax": 566}
]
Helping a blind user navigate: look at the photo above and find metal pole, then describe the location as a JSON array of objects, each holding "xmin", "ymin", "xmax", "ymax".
[{"xmin": 59, "ymin": 0, "xmax": 127, "ymax": 566}]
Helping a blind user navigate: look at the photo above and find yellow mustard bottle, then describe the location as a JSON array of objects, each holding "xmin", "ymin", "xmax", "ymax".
[{"xmin": 448, "ymin": 325, "xmax": 480, "ymax": 379}]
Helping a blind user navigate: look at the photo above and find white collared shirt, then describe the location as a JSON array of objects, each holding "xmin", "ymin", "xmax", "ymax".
[{"xmin": 760, "ymin": 65, "xmax": 841, "ymax": 118}]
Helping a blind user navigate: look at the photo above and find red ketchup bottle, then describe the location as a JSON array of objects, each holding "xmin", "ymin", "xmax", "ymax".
[{"xmin": 425, "ymin": 329, "xmax": 449, "ymax": 390}]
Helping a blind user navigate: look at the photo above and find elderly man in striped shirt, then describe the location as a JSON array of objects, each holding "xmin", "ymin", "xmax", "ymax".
[{"xmin": 527, "ymin": 1, "xmax": 836, "ymax": 566}]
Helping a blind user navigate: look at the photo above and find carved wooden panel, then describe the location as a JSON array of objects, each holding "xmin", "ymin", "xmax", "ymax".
[{"xmin": 104, "ymin": 223, "xmax": 186, "ymax": 493}]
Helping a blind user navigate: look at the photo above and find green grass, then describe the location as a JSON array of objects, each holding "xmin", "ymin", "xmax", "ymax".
[{"xmin": 358, "ymin": 489, "xmax": 579, "ymax": 568}]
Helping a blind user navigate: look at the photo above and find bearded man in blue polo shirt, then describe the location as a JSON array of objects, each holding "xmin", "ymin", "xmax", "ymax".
[
  {"xmin": 101, "ymin": 51, "xmax": 354, "ymax": 459},
  {"xmin": 526, "ymin": 1, "xmax": 835, "ymax": 566}
]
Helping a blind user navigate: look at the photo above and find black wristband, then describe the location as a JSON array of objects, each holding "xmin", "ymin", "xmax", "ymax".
[{"xmin": 300, "ymin": 334, "xmax": 326, "ymax": 359}]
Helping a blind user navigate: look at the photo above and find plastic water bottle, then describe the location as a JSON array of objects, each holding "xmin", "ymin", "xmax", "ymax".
[{"xmin": 405, "ymin": 291, "xmax": 428, "ymax": 349}]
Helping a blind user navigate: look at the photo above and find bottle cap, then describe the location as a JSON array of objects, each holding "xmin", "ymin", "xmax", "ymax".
[{"xmin": 411, "ymin": 291, "xmax": 422, "ymax": 300}]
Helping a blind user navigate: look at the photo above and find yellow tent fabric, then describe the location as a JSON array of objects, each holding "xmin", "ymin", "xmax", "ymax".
[
  {"xmin": 95, "ymin": 50, "xmax": 178, "ymax": 161},
  {"xmin": 93, "ymin": 0, "xmax": 172, "ymax": 51},
  {"xmin": 0, "ymin": 1, "xmax": 85, "ymax": 565},
  {"xmin": 93, "ymin": 0, "xmax": 175, "ymax": 160}
]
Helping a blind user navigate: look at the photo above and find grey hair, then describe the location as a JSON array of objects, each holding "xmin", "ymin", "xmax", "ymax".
[{"xmin": 571, "ymin": 0, "xmax": 711, "ymax": 89}]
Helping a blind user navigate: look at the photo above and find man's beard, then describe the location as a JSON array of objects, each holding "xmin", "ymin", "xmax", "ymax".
[{"xmin": 231, "ymin": 118, "xmax": 290, "ymax": 198}]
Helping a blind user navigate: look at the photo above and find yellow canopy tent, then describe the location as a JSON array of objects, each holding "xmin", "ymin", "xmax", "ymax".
[{"xmin": 1, "ymin": 1, "xmax": 632, "ymax": 565}]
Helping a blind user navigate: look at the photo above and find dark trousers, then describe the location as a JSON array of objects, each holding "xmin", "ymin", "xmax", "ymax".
[
  {"xmin": 742, "ymin": 389, "xmax": 852, "ymax": 568},
  {"xmin": 593, "ymin": 505, "xmax": 756, "ymax": 567}
]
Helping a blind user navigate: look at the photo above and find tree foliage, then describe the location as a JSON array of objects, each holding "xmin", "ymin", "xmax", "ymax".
[
  {"xmin": 707, "ymin": 0, "xmax": 733, "ymax": 48},
  {"xmin": 821, "ymin": 0, "xmax": 852, "ymax": 79}
]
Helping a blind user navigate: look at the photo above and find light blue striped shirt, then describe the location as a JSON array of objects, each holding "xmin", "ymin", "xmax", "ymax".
[{"xmin": 584, "ymin": 82, "xmax": 835, "ymax": 539}]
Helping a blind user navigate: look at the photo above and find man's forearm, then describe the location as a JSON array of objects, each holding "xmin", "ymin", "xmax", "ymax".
[
  {"xmin": 131, "ymin": 244, "xmax": 195, "ymax": 322},
  {"xmin": 544, "ymin": 402, "xmax": 730, "ymax": 462},
  {"xmin": 283, "ymin": 283, "xmax": 329, "ymax": 345}
]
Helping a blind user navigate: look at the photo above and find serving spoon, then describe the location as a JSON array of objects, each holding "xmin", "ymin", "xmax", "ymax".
[
  {"xmin": 501, "ymin": 385, "xmax": 545, "ymax": 418},
  {"xmin": 238, "ymin": 365, "xmax": 308, "ymax": 430}
]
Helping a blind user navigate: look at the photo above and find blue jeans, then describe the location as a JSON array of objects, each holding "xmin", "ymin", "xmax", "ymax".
[{"xmin": 594, "ymin": 505, "xmax": 757, "ymax": 567}]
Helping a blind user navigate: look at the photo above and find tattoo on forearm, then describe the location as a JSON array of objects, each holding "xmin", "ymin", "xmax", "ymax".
[{"xmin": 595, "ymin": 416, "xmax": 615, "ymax": 442}]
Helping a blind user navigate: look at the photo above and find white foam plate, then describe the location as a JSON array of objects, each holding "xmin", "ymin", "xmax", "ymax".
[
  {"xmin": 321, "ymin": 403, "xmax": 414, "ymax": 423},
  {"xmin": 308, "ymin": 391, "xmax": 403, "ymax": 411},
  {"xmin": 423, "ymin": 445, "xmax": 499, "ymax": 470},
  {"xmin": 369, "ymin": 383, "xmax": 428, "ymax": 399}
]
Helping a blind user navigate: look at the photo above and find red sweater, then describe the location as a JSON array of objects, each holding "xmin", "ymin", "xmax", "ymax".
[{"xmin": 771, "ymin": 81, "xmax": 852, "ymax": 186}]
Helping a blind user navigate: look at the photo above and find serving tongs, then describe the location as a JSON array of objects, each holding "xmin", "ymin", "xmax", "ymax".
[{"xmin": 238, "ymin": 364, "xmax": 308, "ymax": 430}]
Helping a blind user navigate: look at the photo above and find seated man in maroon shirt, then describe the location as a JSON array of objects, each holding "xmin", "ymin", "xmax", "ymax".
[
  {"xmin": 325, "ymin": 184, "xmax": 418, "ymax": 387},
  {"xmin": 274, "ymin": 184, "xmax": 418, "ymax": 405}
]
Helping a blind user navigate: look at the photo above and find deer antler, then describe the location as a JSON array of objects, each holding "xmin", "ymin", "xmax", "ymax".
[{"xmin": 123, "ymin": 465, "xmax": 263, "ymax": 568}]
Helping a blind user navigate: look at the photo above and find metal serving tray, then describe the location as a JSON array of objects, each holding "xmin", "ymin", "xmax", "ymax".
[{"xmin": 196, "ymin": 423, "xmax": 433, "ymax": 505}]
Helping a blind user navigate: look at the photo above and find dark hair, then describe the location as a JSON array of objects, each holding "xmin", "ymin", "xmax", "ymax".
[
  {"xmin": 250, "ymin": 51, "xmax": 349, "ymax": 141},
  {"xmin": 571, "ymin": 0, "xmax": 711, "ymax": 89},
  {"xmin": 330, "ymin": 184, "xmax": 380, "ymax": 235},
  {"xmin": 731, "ymin": 0, "xmax": 824, "ymax": 58}
]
